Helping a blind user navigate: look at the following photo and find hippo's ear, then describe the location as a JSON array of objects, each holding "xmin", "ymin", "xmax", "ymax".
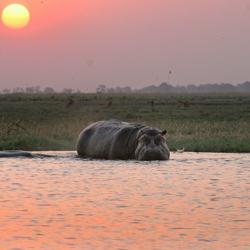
[{"xmin": 161, "ymin": 130, "xmax": 167, "ymax": 136}]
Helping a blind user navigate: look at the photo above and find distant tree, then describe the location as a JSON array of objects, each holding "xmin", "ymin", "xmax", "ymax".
[
  {"xmin": 105, "ymin": 86, "xmax": 131, "ymax": 94},
  {"xmin": 75, "ymin": 89, "xmax": 82, "ymax": 94},
  {"xmin": 2, "ymin": 88, "xmax": 11, "ymax": 94},
  {"xmin": 158, "ymin": 82, "xmax": 174, "ymax": 92},
  {"xmin": 122, "ymin": 86, "xmax": 132, "ymax": 93},
  {"xmin": 115, "ymin": 87, "xmax": 122, "ymax": 93},
  {"xmin": 186, "ymin": 85, "xmax": 197, "ymax": 93},
  {"xmin": 136, "ymin": 85, "xmax": 158, "ymax": 93},
  {"xmin": 43, "ymin": 87, "xmax": 55, "ymax": 94},
  {"xmin": 34, "ymin": 86, "xmax": 41, "ymax": 93},
  {"xmin": 106, "ymin": 88, "xmax": 115, "ymax": 94},
  {"xmin": 96, "ymin": 84, "xmax": 106, "ymax": 94},
  {"xmin": 238, "ymin": 81, "xmax": 250, "ymax": 92},
  {"xmin": 219, "ymin": 83, "xmax": 236, "ymax": 92},
  {"xmin": 25, "ymin": 87, "xmax": 36, "ymax": 94},
  {"xmin": 63, "ymin": 88, "xmax": 73, "ymax": 94},
  {"xmin": 175, "ymin": 86, "xmax": 187, "ymax": 93},
  {"xmin": 13, "ymin": 87, "xmax": 24, "ymax": 93}
]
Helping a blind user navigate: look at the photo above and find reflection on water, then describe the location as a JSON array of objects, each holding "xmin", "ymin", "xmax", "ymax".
[{"xmin": 0, "ymin": 152, "xmax": 249, "ymax": 250}]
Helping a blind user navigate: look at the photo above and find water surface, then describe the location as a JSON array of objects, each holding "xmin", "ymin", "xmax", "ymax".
[{"xmin": 0, "ymin": 152, "xmax": 249, "ymax": 250}]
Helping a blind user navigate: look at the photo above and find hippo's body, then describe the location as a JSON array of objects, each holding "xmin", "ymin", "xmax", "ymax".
[{"xmin": 76, "ymin": 120, "xmax": 170, "ymax": 161}]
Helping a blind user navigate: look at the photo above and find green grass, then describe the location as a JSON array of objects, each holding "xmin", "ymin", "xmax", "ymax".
[{"xmin": 0, "ymin": 93, "xmax": 249, "ymax": 152}]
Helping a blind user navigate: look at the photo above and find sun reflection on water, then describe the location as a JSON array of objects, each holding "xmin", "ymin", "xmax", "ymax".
[{"xmin": 0, "ymin": 152, "xmax": 249, "ymax": 249}]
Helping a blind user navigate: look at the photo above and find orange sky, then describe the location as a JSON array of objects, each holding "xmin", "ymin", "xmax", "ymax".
[{"xmin": 0, "ymin": 0, "xmax": 250, "ymax": 91}]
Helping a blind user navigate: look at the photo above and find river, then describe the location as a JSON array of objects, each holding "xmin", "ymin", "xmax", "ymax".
[{"xmin": 0, "ymin": 152, "xmax": 249, "ymax": 250}]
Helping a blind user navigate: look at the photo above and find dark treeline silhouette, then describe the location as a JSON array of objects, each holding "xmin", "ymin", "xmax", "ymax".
[
  {"xmin": 1, "ymin": 81, "xmax": 250, "ymax": 94},
  {"xmin": 96, "ymin": 85, "xmax": 132, "ymax": 94},
  {"xmin": 98, "ymin": 81, "xmax": 250, "ymax": 94},
  {"xmin": 0, "ymin": 86, "xmax": 81, "ymax": 94},
  {"xmin": 136, "ymin": 82, "xmax": 250, "ymax": 94}
]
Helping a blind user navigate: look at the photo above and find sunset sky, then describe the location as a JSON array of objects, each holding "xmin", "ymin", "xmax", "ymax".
[{"xmin": 0, "ymin": 0, "xmax": 250, "ymax": 91}]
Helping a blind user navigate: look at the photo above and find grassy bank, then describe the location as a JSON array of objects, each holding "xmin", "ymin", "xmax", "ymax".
[{"xmin": 0, "ymin": 93, "xmax": 249, "ymax": 152}]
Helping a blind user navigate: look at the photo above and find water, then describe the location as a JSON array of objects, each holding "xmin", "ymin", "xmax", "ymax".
[{"xmin": 0, "ymin": 152, "xmax": 249, "ymax": 250}]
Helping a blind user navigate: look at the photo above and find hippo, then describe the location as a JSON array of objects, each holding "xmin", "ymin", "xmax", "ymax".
[{"xmin": 76, "ymin": 120, "xmax": 170, "ymax": 161}]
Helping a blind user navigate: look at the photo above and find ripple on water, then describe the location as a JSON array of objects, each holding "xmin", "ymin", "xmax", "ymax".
[{"xmin": 0, "ymin": 152, "xmax": 249, "ymax": 250}]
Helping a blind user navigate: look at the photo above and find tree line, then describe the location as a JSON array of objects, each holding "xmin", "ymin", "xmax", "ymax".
[
  {"xmin": 0, "ymin": 86, "xmax": 81, "ymax": 94},
  {"xmin": 1, "ymin": 81, "xmax": 250, "ymax": 94},
  {"xmin": 97, "ymin": 81, "xmax": 250, "ymax": 94}
]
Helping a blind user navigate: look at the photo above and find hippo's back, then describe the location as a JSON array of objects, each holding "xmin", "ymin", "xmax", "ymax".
[{"xmin": 76, "ymin": 120, "xmax": 144, "ymax": 159}]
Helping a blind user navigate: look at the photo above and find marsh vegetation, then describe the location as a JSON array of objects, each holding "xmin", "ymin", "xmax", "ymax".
[{"xmin": 0, "ymin": 93, "xmax": 249, "ymax": 152}]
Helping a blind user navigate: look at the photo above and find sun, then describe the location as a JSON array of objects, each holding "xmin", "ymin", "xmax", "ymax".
[{"xmin": 1, "ymin": 3, "xmax": 30, "ymax": 29}]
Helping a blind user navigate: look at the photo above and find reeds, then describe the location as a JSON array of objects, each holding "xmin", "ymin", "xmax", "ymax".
[{"xmin": 0, "ymin": 93, "xmax": 249, "ymax": 152}]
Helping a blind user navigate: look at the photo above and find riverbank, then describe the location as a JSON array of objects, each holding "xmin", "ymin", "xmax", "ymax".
[{"xmin": 0, "ymin": 93, "xmax": 249, "ymax": 152}]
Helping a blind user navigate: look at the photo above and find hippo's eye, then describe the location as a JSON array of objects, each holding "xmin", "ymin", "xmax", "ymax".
[
  {"xmin": 155, "ymin": 136, "xmax": 165, "ymax": 145},
  {"xmin": 143, "ymin": 137, "xmax": 150, "ymax": 145},
  {"xmin": 154, "ymin": 137, "xmax": 161, "ymax": 145}
]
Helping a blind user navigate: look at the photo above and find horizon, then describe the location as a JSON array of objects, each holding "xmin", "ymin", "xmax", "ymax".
[
  {"xmin": 1, "ymin": 81, "xmax": 250, "ymax": 94},
  {"xmin": 1, "ymin": 0, "xmax": 250, "ymax": 91}
]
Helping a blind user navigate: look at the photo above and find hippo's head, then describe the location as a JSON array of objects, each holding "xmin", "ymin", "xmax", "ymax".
[{"xmin": 135, "ymin": 128, "xmax": 170, "ymax": 161}]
